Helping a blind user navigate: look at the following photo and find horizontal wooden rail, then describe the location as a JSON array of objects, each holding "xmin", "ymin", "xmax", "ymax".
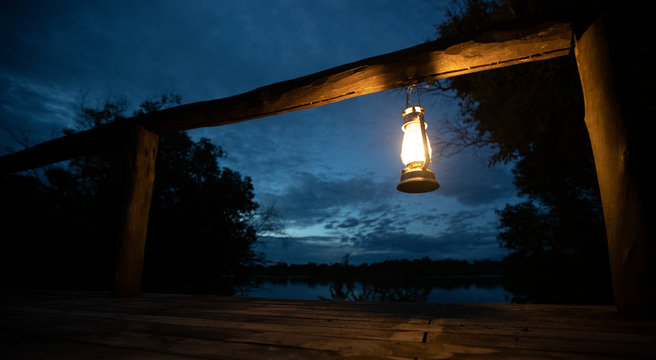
[
  {"xmin": 0, "ymin": 19, "xmax": 572, "ymax": 173},
  {"xmin": 0, "ymin": 121, "xmax": 131, "ymax": 173}
]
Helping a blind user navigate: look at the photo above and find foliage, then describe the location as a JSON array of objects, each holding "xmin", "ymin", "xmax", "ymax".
[
  {"xmin": 433, "ymin": 0, "xmax": 612, "ymax": 303},
  {"xmin": 256, "ymin": 257, "xmax": 503, "ymax": 278},
  {"xmin": 1, "ymin": 94, "xmax": 268, "ymax": 294},
  {"xmin": 249, "ymin": 257, "xmax": 505, "ymax": 302}
]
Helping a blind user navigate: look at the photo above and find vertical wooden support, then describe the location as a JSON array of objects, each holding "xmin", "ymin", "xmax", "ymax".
[
  {"xmin": 575, "ymin": 18, "xmax": 655, "ymax": 315},
  {"xmin": 113, "ymin": 124, "xmax": 158, "ymax": 297}
]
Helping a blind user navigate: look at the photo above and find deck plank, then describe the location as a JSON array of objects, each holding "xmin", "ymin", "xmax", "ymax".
[
  {"xmin": 1, "ymin": 334, "xmax": 208, "ymax": 360},
  {"xmin": 1, "ymin": 290, "xmax": 655, "ymax": 359}
]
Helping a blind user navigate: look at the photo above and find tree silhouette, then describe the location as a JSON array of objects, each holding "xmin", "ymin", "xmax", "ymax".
[
  {"xmin": 1, "ymin": 94, "xmax": 269, "ymax": 294},
  {"xmin": 433, "ymin": 0, "xmax": 612, "ymax": 303}
]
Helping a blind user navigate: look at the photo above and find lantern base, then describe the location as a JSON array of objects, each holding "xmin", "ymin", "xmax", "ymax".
[{"xmin": 397, "ymin": 169, "xmax": 440, "ymax": 193}]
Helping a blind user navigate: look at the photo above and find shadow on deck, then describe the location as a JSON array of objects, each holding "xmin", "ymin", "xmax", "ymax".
[{"xmin": 1, "ymin": 289, "xmax": 655, "ymax": 359}]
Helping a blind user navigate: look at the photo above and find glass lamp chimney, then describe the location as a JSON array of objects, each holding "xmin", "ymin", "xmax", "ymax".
[{"xmin": 397, "ymin": 106, "xmax": 440, "ymax": 193}]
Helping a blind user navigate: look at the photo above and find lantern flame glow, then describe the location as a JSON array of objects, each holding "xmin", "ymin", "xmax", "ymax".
[
  {"xmin": 401, "ymin": 118, "xmax": 431, "ymax": 168},
  {"xmin": 396, "ymin": 105, "xmax": 440, "ymax": 193}
]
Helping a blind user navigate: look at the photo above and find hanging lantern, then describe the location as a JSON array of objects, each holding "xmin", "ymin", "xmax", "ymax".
[{"xmin": 397, "ymin": 87, "xmax": 440, "ymax": 193}]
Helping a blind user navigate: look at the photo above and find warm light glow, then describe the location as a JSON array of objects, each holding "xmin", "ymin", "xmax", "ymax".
[
  {"xmin": 396, "ymin": 104, "xmax": 439, "ymax": 193},
  {"xmin": 400, "ymin": 115, "xmax": 431, "ymax": 168}
]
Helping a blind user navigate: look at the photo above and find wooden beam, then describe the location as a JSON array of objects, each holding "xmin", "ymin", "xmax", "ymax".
[
  {"xmin": 138, "ymin": 20, "xmax": 572, "ymax": 134},
  {"xmin": 0, "ymin": 20, "xmax": 572, "ymax": 173},
  {"xmin": 0, "ymin": 121, "xmax": 130, "ymax": 174},
  {"xmin": 113, "ymin": 124, "xmax": 158, "ymax": 297},
  {"xmin": 575, "ymin": 18, "xmax": 655, "ymax": 316}
]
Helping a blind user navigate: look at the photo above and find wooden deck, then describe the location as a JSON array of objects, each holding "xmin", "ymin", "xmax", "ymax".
[{"xmin": 1, "ymin": 290, "xmax": 655, "ymax": 359}]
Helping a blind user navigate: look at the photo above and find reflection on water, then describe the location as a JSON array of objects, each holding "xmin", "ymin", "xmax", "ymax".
[{"xmin": 242, "ymin": 276, "xmax": 512, "ymax": 303}]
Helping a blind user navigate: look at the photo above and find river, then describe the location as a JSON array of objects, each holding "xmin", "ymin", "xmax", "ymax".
[{"xmin": 240, "ymin": 276, "xmax": 513, "ymax": 303}]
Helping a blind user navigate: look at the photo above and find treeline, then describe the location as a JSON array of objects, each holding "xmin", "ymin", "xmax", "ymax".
[
  {"xmin": 0, "ymin": 95, "xmax": 264, "ymax": 295},
  {"xmin": 250, "ymin": 257, "xmax": 503, "ymax": 280},
  {"xmin": 245, "ymin": 257, "xmax": 504, "ymax": 302},
  {"xmin": 248, "ymin": 255, "xmax": 614, "ymax": 304}
]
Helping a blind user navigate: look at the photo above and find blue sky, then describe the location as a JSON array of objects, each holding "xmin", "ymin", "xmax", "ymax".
[{"xmin": 0, "ymin": 0, "xmax": 520, "ymax": 264}]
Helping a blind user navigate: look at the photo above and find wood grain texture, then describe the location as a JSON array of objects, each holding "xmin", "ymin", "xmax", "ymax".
[
  {"xmin": 113, "ymin": 125, "xmax": 159, "ymax": 297},
  {"xmin": 136, "ymin": 20, "xmax": 572, "ymax": 134},
  {"xmin": 1, "ymin": 290, "xmax": 655, "ymax": 360},
  {"xmin": 0, "ymin": 20, "xmax": 572, "ymax": 173},
  {"xmin": 574, "ymin": 18, "xmax": 655, "ymax": 316}
]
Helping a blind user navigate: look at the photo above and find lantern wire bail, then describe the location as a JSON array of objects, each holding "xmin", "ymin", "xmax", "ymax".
[
  {"xmin": 405, "ymin": 81, "xmax": 436, "ymax": 107},
  {"xmin": 405, "ymin": 84, "xmax": 421, "ymax": 108},
  {"xmin": 405, "ymin": 84, "xmax": 430, "ymax": 170}
]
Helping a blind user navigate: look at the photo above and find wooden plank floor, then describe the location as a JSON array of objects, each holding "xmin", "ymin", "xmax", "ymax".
[{"xmin": 1, "ymin": 290, "xmax": 655, "ymax": 359}]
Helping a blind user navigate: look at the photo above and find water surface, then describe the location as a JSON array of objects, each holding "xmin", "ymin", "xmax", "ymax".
[{"xmin": 243, "ymin": 276, "xmax": 512, "ymax": 303}]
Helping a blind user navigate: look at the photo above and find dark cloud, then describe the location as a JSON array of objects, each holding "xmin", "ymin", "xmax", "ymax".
[
  {"xmin": 353, "ymin": 225, "xmax": 504, "ymax": 261},
  {"xmin": 257, "ymin": 236, "xmax": 352, "ymax": 265},
  {"xmin": 1, "ymin": 0, "xmax": 518, "ymax": 264},
  {"xmin": 337, "ymin": 218, "xmax": 360, "ymax": 228},
  {"xmin": 354, "ymin": 209, "xmax": 506, "ymax": 260},
  {"xmin": 435, "ymin": 150, "xmax": 517, "ymax": 206},
  {"xmin": 259, "ymin": 208, "xmax": 509, "ymax": 265},
  {"xmin": 359, "ymin": 203, "xmax": 395, "ymax": 216},
  {"xmin": 260, "ymin": 226, "xmax": 507, "ymax": 265},
  {"xmin": 256, "ymin": 171, "xmax": 391, "ymax": 227},
  {"xmin": 0, "ymin": 76, "xmax": 76, "ymax": 152}
]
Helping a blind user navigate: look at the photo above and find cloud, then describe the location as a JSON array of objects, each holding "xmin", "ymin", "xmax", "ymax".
[
  {"xmin": 348, "ymin": 209, "xmax": 508, "ymax": 261},
  {"xmin": 1, "ymin": 0, "xmax": 516, "ymax": 265},
  {"xmin": 258, "ymin": 235, "xmax": 353, "ymax": 265},
  {"xmin": 435, "ymin": 150, "xmax": 517, "ymax": 206},
  {"xmin": 337, "ymin": 218, "xmax": 360, "ymax": 228},
  {"xmin": 256, "ymin": 171, "xmax": 390, "ymax": 227},
  {"xmin": 0, "ymin": 76, "xmax": 77, "ymax": 152},
  {"xmin": 259, "ymin": 208, "xmax": 509, "ymax": 265}
]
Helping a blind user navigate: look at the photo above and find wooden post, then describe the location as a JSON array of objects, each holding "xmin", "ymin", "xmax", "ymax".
[
  {"xmin": 113, "ymin": 124, "xmax": 158, "ymax": 297},
  {"xmin": 575, "ymin": 18, "xmax": 655, "ymax": 315}
]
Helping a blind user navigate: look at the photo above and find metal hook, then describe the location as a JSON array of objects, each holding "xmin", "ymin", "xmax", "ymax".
[{"xmin": 405, "ymin": 84, "xmax": 421, "ymax": 108}]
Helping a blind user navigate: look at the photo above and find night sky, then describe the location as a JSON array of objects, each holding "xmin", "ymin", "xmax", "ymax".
[{"xmin": 1, "ymin": 0, "xmax": 520, "ymax": 265}]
